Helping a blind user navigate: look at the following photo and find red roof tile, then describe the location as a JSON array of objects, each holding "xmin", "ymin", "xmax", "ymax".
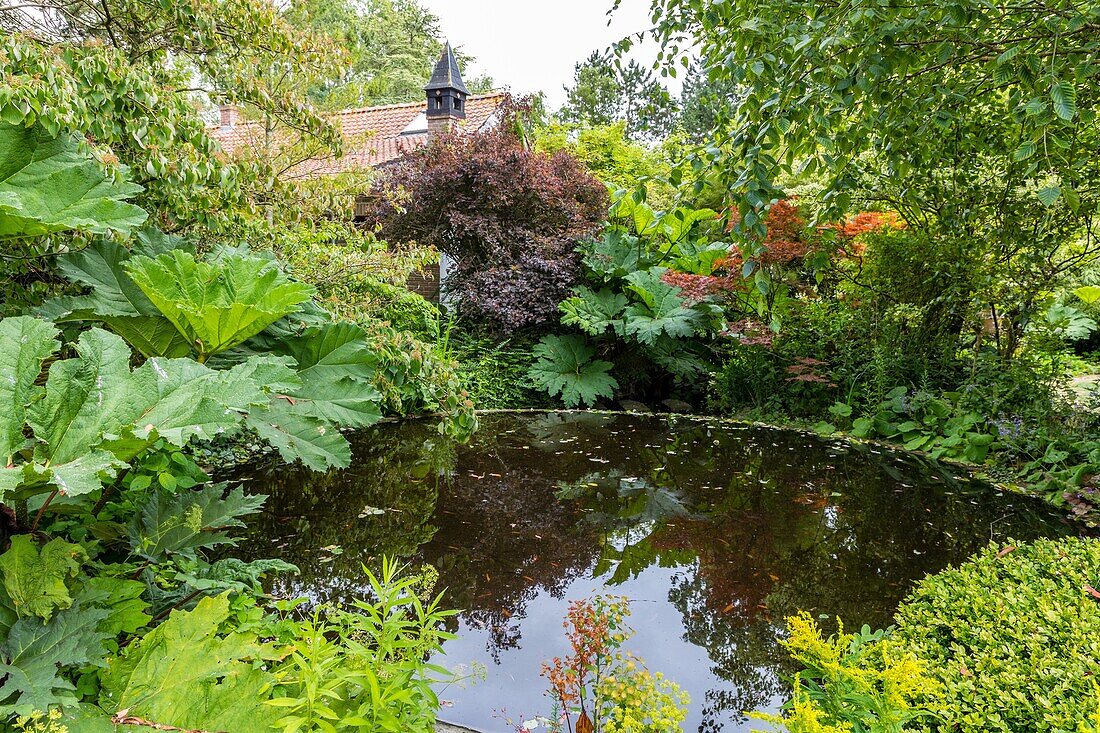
[{"xmin": 211, "ymin": 93, "xmax": 506, "ymax": 174}]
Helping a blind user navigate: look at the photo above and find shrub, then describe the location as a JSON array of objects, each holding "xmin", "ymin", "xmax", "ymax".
[
  {"xmin": 894, "ymin": 538, "xmax": 1100, "ymax": 733},
  {"xmin": 363, "ymin": 105, "xmax": 608, "ymax": 333},
  {"xmin": 753, "ymin": 612, "xmax": 938, "ymax": 733},
  {"xmin": 442, "ymin": 327, "xmax": 552, "ymax": 410}
]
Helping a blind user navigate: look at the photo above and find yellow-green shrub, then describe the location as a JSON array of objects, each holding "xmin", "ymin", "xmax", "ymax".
[
  {"xmin": 894, "ymin": 538, "xmax": 1100, "ymax": 733},
  {"xmin": 753, "ymin": 612, "xmax": 937, "ymax": 733}
]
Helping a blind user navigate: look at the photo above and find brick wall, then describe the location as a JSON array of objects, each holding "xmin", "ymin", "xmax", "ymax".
[{"xmin": 406, "ymin": 262, "xmax": 441, "ymax": 301}]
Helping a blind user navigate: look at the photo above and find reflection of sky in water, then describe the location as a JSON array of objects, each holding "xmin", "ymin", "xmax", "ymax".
[
  {"xmin": 239, "ymin": 412, "xmax": 1079, "ymax": 733},
  {"xmin": 434, "ymin": 559, "xmax": 781, "ymax": 733}
]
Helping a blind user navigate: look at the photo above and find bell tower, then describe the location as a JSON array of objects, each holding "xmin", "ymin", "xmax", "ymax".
[{"xmin": 425, "ymin": 41, "xmax": 470, "ymax": 139}]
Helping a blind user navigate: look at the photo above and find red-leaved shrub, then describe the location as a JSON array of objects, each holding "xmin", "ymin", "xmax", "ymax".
[{"xmin": 363, "ymin": 109, "xmax": 607, "ymax": 333}]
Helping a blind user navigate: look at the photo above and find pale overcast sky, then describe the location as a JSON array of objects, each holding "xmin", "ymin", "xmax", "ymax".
[{"xmin": 418, "ymin": 0, "xmax": 674, "ymax": 110}]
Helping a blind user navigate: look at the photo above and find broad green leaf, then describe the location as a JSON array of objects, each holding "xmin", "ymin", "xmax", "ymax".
[
  {"xmin": 0, "ymin": 602, "xmax": 111, "ymax": 716},
  {"xmin": 529, "ymin": 335, "xmax": 618, "ymax": 408},
  {"xmin": 0, "ymin": 536, "xmax": 87, "ymax": 621},
  {"xmin": 581, "ymin": 230, "xmax": 646, "ymax": 281},
  {"xmin": 620, "ymin": 270, "xmax": 702, "ymax": 345},
  {"xmin": 560, "ymin": 287, "xmax": 629, "ymax": 336},
  {"xmin": 39, "ymin": 240, "xmax": 190, "ymax": 358},
  {"xmin": 100, "ymin": 594, "xmax": 278, "ymax": 732},
  {"xmin": 1, "ymin": 323, "xmax": 270, "ymax": 504},
  {"xmin": 1037, "ymin": 185, "xmax": 1061, "ymax": 207},
  {"xmin": 1051, "ymin": 80, "xmax": 1077, "ymax": 121},
  {"xmin": 659, "ymin": 206, "xmax": 717, "ymax": 243},
  {"xmin": 27, "ymin": 328, "xmax": 142, "ymax": 467},
  {"xmin": 1013, "ymin": 141, "xmax": 1036, "ymax": 161},
  {"xmin": 125, "ymin": 251, "xmax": 314, "ymax": 360},
  {"xmin": 1076, "ymin": 286, "xmax": 1100, "ymax": 305},
  {"xmin": 245, "ymin": 404, "xmax": 352, "ymax": 471},
  {"xmin": 0, "ymin": 123, "xmax": 147, "ymax": 240},
  {"xmin": 77, "ymin": 577, "xmax": 151, "ymax": 638},
  {"xmin": 0, "ymin": 316, "xmax": 58, "ymax": 463},
  {"xmin": 128, "ymin": 484, "xmax": 267, "ymax": 562},
  {"xmin": 172, "ymin": 557, "xmax": 297, "ymax": 594}
]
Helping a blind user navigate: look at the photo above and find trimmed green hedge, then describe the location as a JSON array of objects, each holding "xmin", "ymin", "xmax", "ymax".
[{"xmin": 895, "ymin": 537, "xmax": 1100, "ymax": 732}]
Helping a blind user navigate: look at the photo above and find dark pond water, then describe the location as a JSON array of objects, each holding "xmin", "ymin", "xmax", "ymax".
[{"xmin": 238, "ymin": 412, "xmax": 1079, "ymax": 732}]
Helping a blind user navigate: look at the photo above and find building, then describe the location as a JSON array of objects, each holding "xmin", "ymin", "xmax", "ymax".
[{"xmin": 211, "ymin": 43, "xmax": 507, "ymax": 299}]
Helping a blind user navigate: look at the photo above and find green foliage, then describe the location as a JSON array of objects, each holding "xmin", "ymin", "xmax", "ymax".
[
  {"xmin": 534, "ymin": 122, "xmax": 675, "ymax": 205},
  {"xmin": 530, "ymin": 335, "xmax": 619, "ymax": 408},
  {"xmin": 40, "ymin": 238, "xmax": 194, "ymax": 358},
  {"xmin": 441, "ymin": 327, "xmax": 551, "ymax": 410},
  {"xmin": 366, "ymin": 325, "xmax": 478, "ymax": 441},
  {"xmin": 0, "ymin": 537, "xmax": 87, "ymax": 622},
  {"xmin": 127, "ymin": 485, "xmax": 266, "ymax": 563},
  {"xmin": 559, "ymin": 51, "xmax": 678, "ymax": 141},
  {"xmin": 0, "ymin": 0, "xmax": 345, "ymax": 237},
  {"xmin": 125, "ymin": 250, "xmax": 314, "ymax": 362},
  {"xmin": 535, "ymin": 190, "xmax": 729, "ymax": 407},
  {"xmin": 0, "ymin": 123, "xmax": 146, "ymax": 241},
  {"xmin": 620, "ymin": 269, "xmax": 709, "ymax": 345},
  {"xmin": 826, "ymin": 388, "xmax": 998, "ymax": 464},
  {"xmin": 100, "ymin": 594, "xmax": 278, "ymax": 731},
  {"xmin": 0, "ymin": 602, "xmax": 112, "ymax": 716},
  {"xmin": 561, "ymin": 287, "xmax": 629, "ymax": 337},
  {"xmin": 752, "ymin": 612, "xmax": 937, "ymax": 733},
  {"xmin": 268, "ymin": 560, "xmax": 457, "ymax": 733},
  {"xmin": 0, "ymin": 319, "xmax": 269, "ymax": 507},
  {"xmin": 894, "ymin": 538, "xmax": 1100, "ymax": 732}
]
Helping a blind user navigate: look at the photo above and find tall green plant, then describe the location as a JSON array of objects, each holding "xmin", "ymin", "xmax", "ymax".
[{"xmin": 0, "ymin": 317, "xmax": 273, "ymax": 520}]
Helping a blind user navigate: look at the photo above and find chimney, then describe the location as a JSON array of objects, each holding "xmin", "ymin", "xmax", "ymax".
[
  {"xmin": 219, "ymin": 104, "xmax": 239, "ymax": 128},
  {"xmin": 424, "ymin": 41, "xmax": 469, "ymax": 140}
]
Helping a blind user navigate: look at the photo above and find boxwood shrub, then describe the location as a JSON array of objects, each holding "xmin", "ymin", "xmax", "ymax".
[{"xmin": 894, "ymin": 537, "xmax": 1100, "ymax": 732}]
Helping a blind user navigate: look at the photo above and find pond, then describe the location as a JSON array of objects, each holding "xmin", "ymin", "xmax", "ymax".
[{"xmin": 238, "ymin": 411, "xmax": 1080, "ymax": 732}]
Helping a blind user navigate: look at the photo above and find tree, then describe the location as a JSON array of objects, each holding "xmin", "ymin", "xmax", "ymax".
[
  {"xmin": 677, "ymin": 61, "xmax": 740, "ymax": 143},
  {"xmin": 364, "ymin": 108, "xmax": 608, "ymax": 333},
  {"xmin": 0, "ymin": 0, "xmax": 345, "ymax": 238},
  {"xmin": 560, "ymin": 51, "xmax": 679, "ymax": 140},
  {"xmin": 535, "ymin": 121, "xmax": 672, "ymax": 198},
  {"xmin": 285, "ymin": 0, "xmax": 495, "ymax": 110},
  {"xmin": 632, "ymin": 0, "xmax": 1100, "ymax": 361}
]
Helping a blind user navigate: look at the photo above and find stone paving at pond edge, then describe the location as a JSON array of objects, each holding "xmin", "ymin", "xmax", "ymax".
[{"xmin": 437, "ymin": 721, "xmax": 485, "ymax": 733}]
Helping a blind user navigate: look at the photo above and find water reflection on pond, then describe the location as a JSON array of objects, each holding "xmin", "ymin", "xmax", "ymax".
[{"xmin": 238, "ymin": 412, "xmax": 1079, "ymax": 732}]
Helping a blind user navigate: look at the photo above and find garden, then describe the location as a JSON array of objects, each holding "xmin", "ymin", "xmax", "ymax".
[{"xmin": 0, "ymin": 0, "xmax": 1098, "ymax": 732}]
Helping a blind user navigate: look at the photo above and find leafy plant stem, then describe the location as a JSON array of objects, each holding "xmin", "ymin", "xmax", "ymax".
[
  {"xmin": 30, "ymin": 489, "xmax": 59, "ymax": 532},
  {"xmin": 91, "ymin": 466, "xmax": 130, "ymax": 518}
]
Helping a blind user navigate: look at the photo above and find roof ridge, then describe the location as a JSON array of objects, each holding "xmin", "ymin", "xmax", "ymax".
[{"xmin": 335, "ymin": 92, "xmax": 507, "ymax": 118}]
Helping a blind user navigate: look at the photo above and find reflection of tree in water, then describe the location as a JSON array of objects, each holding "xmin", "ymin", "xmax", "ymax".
[
  {"xmin": 235, "ymin": 422, "xmax": 456, "ymax": 604},
  {"xmin": 564, "ymin": 420, "xmax": 1078, "ymax": 729},
  {"xmin": 239, "ymin": 412, "xmax": 1077, "ymax": 732}
]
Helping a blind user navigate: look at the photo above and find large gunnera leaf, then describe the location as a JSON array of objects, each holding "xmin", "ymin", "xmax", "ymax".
[
  {"xmin": 0, "ymin": 536, "xmax": 87, "ymax": 621},
  {"xmin": 100, "ymin": 594, "xmax": 278, "ymax": 732},
  {"xmin": 0, "ymin": 602, "xmax": 111, "ymax": 716},
  {"xmin": 0, "ymin": 316, "xmax": 58, "ymax": 465},
  {"xmin": 560, "ymin": 287, "xmax": 629, "ymax": 336},
  {"xmin": 0, "ymin": 318, "xmax": 269, "ymax": 504},
  {"xmin": 619, "ymin": 269, "xmax": 703, "ymax": 345},
  {"xmin": 125, "ymin": 250, "xmax": 314, "ymax": 360},
  {"xmin": 0, "ymin": 123, "xmax": 147, "ymax": 240},
  {"xmin": 128, "ymin": 485, "xmax": 267, "ymax": 562},
  {"xmin": 529, "ymin": 334, "xmax": 618, "ymax": 408},
  {"xmin": 39, "ymin": 238, "xmax": 192, "ymax": 358}
]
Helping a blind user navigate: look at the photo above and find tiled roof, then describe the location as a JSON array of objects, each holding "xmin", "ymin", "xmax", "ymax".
[{"xmin": 210, "ymin": 93, "xmax": 507, "ymax": 174}]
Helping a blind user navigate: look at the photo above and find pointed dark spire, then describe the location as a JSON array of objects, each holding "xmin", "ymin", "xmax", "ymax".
[{"xmin": 425, "ymin": 41, "xmax": 470, "ymax": 95}]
